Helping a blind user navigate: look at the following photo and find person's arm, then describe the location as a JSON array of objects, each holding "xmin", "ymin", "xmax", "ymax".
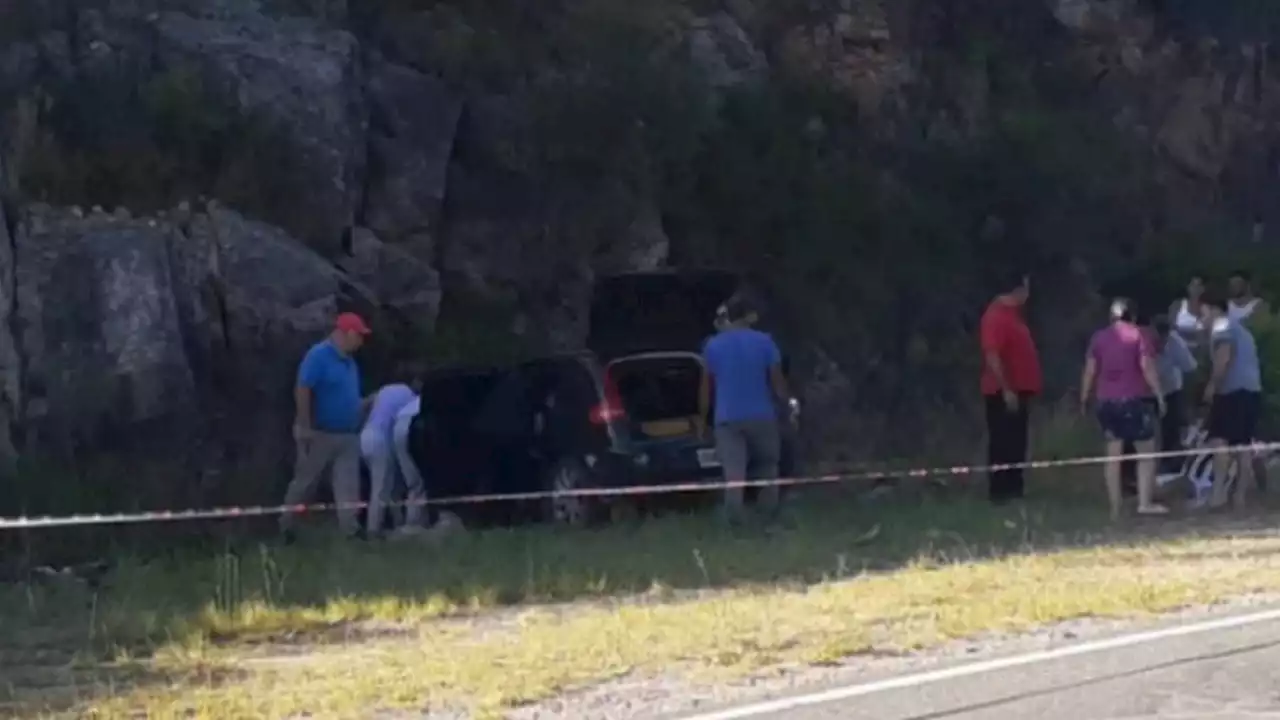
[
  {"xmin": 697, "ymin": 342, "xmax": 713, "ymax": 436},
  {"xmin": 1079, "ymin": 355, "xmax": 1097, "ymax": 409},
  {"xmin": 764, "ymin": 337, "xmax": 801, "ymax": 424},
  {"xmin": 1174, "ymin": 335, "xmax": 1197, "ymax": 373},
  {"xmin": 1204, "ymin": 324, "xmax": 1236, "ymax": 398},
  {"xmin": 768, "ymin": 364, "xmax": 791, "ymax": 404},
  {"xmin": 1138, "ymin": 333, "xmax": 1164, "ymax": 409},
  {"xmin": 980, "ymin": 313, "xmax": 1012, "ymax": 395},
  {"xmin": 295, "ymin": 351, "xmax": 321, "ymax": 434},
  {"xmin": 767, "ymin": 340, "xmax": 790, "ymax": 403},
  {"xmin": 697, "ymin": 368, "xmax": 711, "ymax": 434},
  {"xmin": 295, "ymin": 387, "xmax": 313, "ymax": 429},
  {"xmin": 1139, "ymin": 355, "xmax": 1164, "ymax": 404}
]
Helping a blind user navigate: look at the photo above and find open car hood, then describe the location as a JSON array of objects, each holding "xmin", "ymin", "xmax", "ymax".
[{"xmin": 586, "ymin": 269, "xmax": 740, "ymax": 361}]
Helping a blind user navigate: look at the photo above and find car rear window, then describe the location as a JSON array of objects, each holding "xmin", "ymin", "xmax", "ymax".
[{"xmin": 610, "ymin": 356, "xmax": 703, "ymax": 423}]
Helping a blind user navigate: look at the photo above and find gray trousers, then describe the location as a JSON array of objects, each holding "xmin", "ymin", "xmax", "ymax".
[
  {"xmin": 280, "ymin": 430, "xmax": 361, "ymax": 535},
  {"xmin": 392, "ymin": 413, "xmax": 427, "ymax": 528},
  {"xmin": 714, "ymin": 418, "xmax": 782, "ymax": 516},
  {"xmin": 360, "ymin": 426, "xmax": 399, "ymax": 535}
]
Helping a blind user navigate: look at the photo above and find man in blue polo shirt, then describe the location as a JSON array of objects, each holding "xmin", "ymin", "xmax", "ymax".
[
  {"xmin": 280, "ymin": 312, "xmax": 372, "ymax": 540},
  {"xmin": 698, "ymin": 294, "xmax": 799, "ymax": 525}
]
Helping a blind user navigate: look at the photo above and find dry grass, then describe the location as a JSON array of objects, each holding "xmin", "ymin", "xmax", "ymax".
[{"xmin": 3, "ymin": 467, "xmax": 1280, "ymax": 719}]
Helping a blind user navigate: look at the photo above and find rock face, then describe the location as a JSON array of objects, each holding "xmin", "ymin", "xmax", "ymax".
[
  {"xmin": 1, "ymin": 0, "xmax": 1279, "ymax": 519},
  {"xmin": 363, "ymin": 57, "xmax": 462, "ymax": 257},
  {"xmin": 4, "ymin": 201, "xmax": 385, "ymax": 510},
  {"xmin": 153, "ymin": 10, "xmax": 369, "ymax": 254},
  {"xmin": 0, "ymin": 164, "xmax": 20, "ymax": 473},
  {"xmin": 338, "ymin": 227, "xmax": 442, "ymax": 337},
  {"xmin": 689, "ymin": 12, "xmax": 768, "ymax": 91}
]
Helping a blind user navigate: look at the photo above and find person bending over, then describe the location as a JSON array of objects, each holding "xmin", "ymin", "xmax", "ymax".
[{"xmin": 359, "ymin": 374, "xmax": 422, "ymax": 537}]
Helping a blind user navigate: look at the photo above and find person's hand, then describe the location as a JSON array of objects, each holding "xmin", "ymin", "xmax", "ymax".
[
  {"xmin": 1078, "ymin": 395, "xmax": 1090, "ymax": 416},
  {"xmin": 1202, "ymin": 383, "xmax": 1215, "ymax": 407},
  {"xmin": 1002, "ymin": 389, "xmax": 1019, "ymax": 412},
  {"xmin": 293, "ymin": 424, "xmax": 314, "ymax": 444},
  {"xmin": 787, "ymin": 397, "xmax": 801, "ymax": 426},
  {"xmin": 1156, "ymin": 397, "xmax": 1168, "ymax": 418}
]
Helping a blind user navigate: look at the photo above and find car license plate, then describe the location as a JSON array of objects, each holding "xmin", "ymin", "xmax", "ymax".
[{"xmin": 697, "ymin": 447, "xmax": 720, "ymax": 468}]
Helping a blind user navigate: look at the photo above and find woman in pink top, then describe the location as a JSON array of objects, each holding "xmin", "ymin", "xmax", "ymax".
[{"xmin": 1079, "ymin": 299, "xmax": 1169, "ymax": 520}]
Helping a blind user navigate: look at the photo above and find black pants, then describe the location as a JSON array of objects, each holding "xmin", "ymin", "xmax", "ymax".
[
  {"xmin": 1159, "ymin": 390, "xmax": 1184, "ymax": 474},
  {"xmin": 985, "ymin": 393, "xmax": 1030, "ymax": 502}
]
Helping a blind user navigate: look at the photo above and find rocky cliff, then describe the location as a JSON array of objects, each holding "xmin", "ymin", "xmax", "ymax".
[{"xmin": 1, "ymin": 0, "xmax": 1278, "ymax": 516}]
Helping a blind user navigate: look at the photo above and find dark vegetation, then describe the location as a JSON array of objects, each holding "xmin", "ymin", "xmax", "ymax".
[{"xmin": 14, "ymin": 66, "xmax": 291, "ymax": 218}]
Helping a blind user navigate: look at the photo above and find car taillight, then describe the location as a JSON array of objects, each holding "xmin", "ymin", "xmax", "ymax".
[{"xmin": 589, "ymin": 369, "xmax": 627, "ymax": 425}]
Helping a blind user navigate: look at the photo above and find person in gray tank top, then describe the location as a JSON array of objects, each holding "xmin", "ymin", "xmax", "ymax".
[{"xmin": 1200, "ymin": 290, "xmax": 1263, "ymax": 510}]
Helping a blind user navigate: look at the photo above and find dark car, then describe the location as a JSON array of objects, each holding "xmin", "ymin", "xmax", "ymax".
[{"xmin": 407, "ymin": 269, "xmax": 799, "ymax": 527}]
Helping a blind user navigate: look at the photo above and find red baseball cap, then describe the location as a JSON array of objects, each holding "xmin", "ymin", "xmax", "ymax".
[{"xmin": 334, "ymin": 312, "xmax": 371, "ymax": 336}]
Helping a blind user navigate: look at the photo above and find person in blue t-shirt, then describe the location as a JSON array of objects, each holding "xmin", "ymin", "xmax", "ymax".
[
  {"xmin": 697, "ymin": 294, "xmax": 799, "ymax": 524},
  {"xmin": 280, "ymin": 312, "xmax": 372, "ymax": 541}
]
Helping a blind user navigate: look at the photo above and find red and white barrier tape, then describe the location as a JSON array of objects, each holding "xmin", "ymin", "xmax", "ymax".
[{"xmin": 1, "ymin": 442, "xmax": 1276, "ymax": 530}]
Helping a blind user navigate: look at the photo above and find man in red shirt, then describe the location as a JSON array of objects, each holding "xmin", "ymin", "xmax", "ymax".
[{"xmin": 979, "ymin": 272, "xmax": 1043, "ymax": 503}]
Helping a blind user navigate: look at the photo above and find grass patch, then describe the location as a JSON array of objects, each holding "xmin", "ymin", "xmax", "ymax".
[{"xmin": 4, "ymin": 470, "xmax": 1280, "ymax": 719}]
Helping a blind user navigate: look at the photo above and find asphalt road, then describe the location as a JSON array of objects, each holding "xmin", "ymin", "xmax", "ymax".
[{"xmin": 679, "ymin": 609, "xmax": 1280, "ymax": 720}]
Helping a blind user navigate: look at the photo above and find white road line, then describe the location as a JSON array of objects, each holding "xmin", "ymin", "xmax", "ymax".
[{"xmin": 678, "ymin": 605, "xmax": 1280, "ymax": 720}]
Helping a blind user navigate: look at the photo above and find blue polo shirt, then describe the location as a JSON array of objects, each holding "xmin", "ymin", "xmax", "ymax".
[
  {"xmin": 297, "ymin": 340, "xmax": 363, "ymax": 433},
  {"xmin": 702, "ymin": 328, "xmax": 782, "ymax": 425}
]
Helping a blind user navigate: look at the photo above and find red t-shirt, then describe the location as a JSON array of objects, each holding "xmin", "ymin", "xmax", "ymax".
[{"xmin": 979, "ymin": 300, "xmax": 1043, "ymax": 396}]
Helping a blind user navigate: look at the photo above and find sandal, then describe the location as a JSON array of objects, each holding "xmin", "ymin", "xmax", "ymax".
[{"xmin": 1136, "ymin": 503, "xmax": 1170, "ymax": 516}]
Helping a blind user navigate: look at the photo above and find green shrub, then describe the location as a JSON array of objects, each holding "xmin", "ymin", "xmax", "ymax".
[{"xmin": 15, "ymin": 67, "xmax": 287, "ymax": 218}]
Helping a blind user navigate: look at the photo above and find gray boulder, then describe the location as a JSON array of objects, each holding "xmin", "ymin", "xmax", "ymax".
[
  {"xmin": 12, "ymin": 204, "xmax": 204, "ymax": 509},
  {"xmin": 338, "ymin": 227, "xmax": 442, "ymax": 337},
  {"xmin": 689, "ymin": 12, "xmax": 768, "ymax": 91},
  {"xmin": 364, "ymin": 58, "xmax": 462, "ymax": 257},
  {"xmin": 6, "ymin": 201, "xmax": 382, "ymax": 511},
  {"xmin": 153, "ymin": 10, "xmax": 368, "ymax": 256}
]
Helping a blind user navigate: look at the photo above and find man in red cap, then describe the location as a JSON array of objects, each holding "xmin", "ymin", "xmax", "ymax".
[{"xmin": 280, "ymin": 311, "xmax": 373, "ymax": 541}]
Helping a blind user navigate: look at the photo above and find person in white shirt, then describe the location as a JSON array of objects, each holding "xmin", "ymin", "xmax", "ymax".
[
  {"xmin": 360, "ymin": 378, "xmax": 420, "ymax": 537},
  {"xmin": 391, "ymin": 393, "xmax": 428, "ymax": 533},
  {"xmin": 1167, "ymin": 273, "xmax": 1206, "ymax": 350},
  {"xmin": 1227, "ymin": 269, "xmax": 1270, "ymax": 328}
]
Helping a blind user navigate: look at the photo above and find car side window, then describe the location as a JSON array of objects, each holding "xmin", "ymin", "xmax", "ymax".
[{"xmin": 542, "ymin": 360, "xmax": 598, "ymax": 439}]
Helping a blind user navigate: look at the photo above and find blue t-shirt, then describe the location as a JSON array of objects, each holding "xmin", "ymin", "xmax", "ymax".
[
  {"xmin": 702, "ymin": 328, "xmax": 782, "ymax": 425},
  {"xmin": 297, "ymin": 340, "xmax": 363, "ymax": 433},
  {"xmin": 362, "ymin": 383, "xmax": 417, "ymax": 436},
  {"xmin": 1210, "ymin": 317, "xmax": 1262, "ymax": 394}
]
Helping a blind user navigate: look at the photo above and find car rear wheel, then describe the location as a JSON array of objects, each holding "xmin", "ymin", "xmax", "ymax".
[{"xmin": 545, "ymin": 459, "xmax": 596, "ymax": 527}]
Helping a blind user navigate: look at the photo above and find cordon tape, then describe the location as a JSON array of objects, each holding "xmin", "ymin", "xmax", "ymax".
[{"xmin": 1, "ymin": 441, "xmax": 1277, "ymax": 530}]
